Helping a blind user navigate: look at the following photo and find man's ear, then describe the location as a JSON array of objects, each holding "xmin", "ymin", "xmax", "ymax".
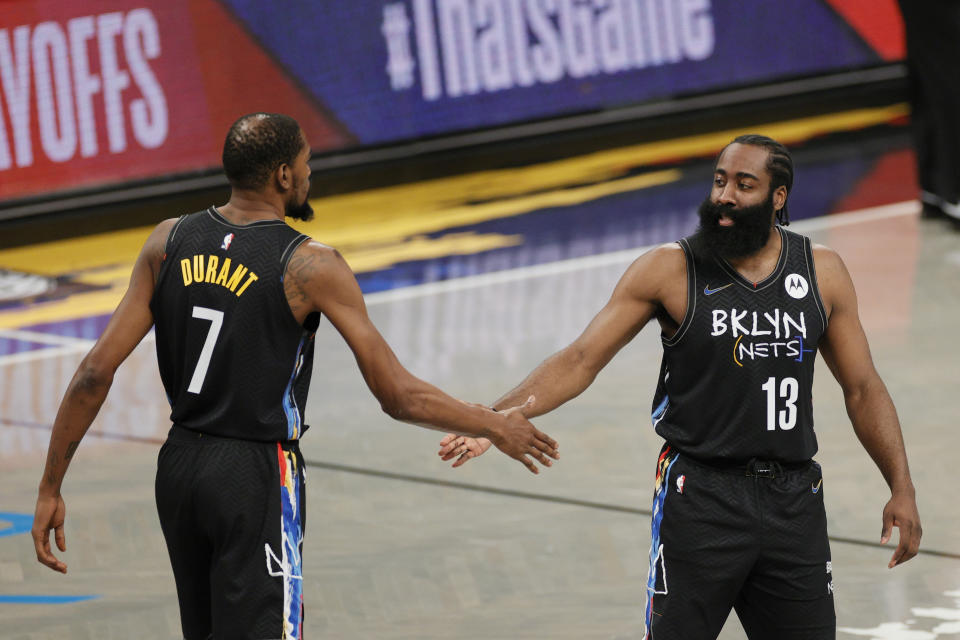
[
  {"xmin": 276, "ymin": 163, "xmax": 293, "ymax": 191},
  {"xmin": 774, "ymin": 185, "xmax": 787, "ymax": 212}
]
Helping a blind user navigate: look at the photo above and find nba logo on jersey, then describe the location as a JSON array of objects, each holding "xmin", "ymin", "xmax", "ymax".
[
  {"xmin": 676, "ymin": 475, "xmax": 685, "ymax": 494},
  {"xmin": 785, "ymin": 273, "xmax": 809, "ymax": 299},
  {"xmin": 221, "ymin": 233, "xmax": 235, "ymax": 251}
]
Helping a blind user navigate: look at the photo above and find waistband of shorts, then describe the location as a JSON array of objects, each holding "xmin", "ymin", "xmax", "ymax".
[
  {"xmin": 671, "ymin": 447, "xmax": 814, "ymax": 478},
  {"xmin": 167, "ymin": 424, "xmax": 301, "ymax": 450}
]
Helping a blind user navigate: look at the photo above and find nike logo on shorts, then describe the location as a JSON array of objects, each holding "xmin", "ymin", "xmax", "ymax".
[
  {"xmin": 703, "ymin": 283, "xmax": 733, "ymax": 295},
  {"xmin": 812, "ymin": 478, "xmax": 823, "ymax": 493}
]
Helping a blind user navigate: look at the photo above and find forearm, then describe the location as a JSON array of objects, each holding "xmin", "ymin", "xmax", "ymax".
[
  {"xmin": 379, "ymin": 373, "xmax": 501, "ymax": 438},
  {"xmin": 39, "ymin": 365, "xmax": 113, "ymax": 495},
  {"xmin": 845, "ymin": 377, "xmax": 914, "ymax": 495},
  {"xmin": 492, "ymin": 346, "xmax": 596, "ymax": 416}
]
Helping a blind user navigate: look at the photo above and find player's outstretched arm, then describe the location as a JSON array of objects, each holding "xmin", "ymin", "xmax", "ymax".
[
  {"xmin": 32, "ymin": 219, "xmax": 174, "ymax": 573},
  {"xmin": 439, "ymin": 244, "xmax": 678, "ymax": 467},
  {"xmin": 814, "ymin": 245, "xmax": 921, "ymax": 568},
  {"xmin": 284, "ymin": 241, "xmax": 558, "ymax": 473}
]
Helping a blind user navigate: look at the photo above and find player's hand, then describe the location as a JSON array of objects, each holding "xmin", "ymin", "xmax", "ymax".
[
  {"xmin": 485, "ymin": 396, "xmax": 559, "ymax": 474},
  {"xmin": 32, "ymin": 493, "xmax": 68, "ymax": 574},
  {"xmin": 880, "ymin": 491, "xmax": 921, "ymax": 568},
  {"xmin": 438, "ymin": 434, "xmax": 493, "ymax": 467}
]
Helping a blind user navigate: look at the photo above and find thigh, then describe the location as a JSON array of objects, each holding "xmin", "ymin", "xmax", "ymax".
[
  {"xmin": 736, "ymin": 463, "xmax": 835, "ymax": 639},
  {"xmin": 155, "ymin": 440, "xmax": 213, "ymax": 640},
  {"xmin": 202, "ymin": 441, "xmax": 307, "ymax": 640},
  {"xmin": 644, "ymin": 450, "xmax": 757, "ymax": 639}
]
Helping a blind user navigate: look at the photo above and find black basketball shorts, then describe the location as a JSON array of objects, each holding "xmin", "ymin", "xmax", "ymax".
[
  {"xmin": 644, "ymin": 444, "xmax": 835, "ymax": 639},
  {"xmin": 155, "ymin": 426, "xmax": 307, "ymax": 640}
]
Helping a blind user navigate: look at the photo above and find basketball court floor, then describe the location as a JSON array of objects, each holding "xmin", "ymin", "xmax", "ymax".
[{"xmin": 1, "ymin": 105, "xmax": 959, "ymax": 638}]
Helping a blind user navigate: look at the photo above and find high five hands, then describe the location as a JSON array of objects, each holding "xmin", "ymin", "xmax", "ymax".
[{"xmin": 440, "ymin": 396, "xmax": 558, "ymax": 473}]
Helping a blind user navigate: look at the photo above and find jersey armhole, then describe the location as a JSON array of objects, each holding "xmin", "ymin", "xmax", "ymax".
[
  {"xmin": 804, "ymin": 236, "xmax": 829, "ymax": 332},
  {"xmin": 662, "ymin": 239, "xmax": 695, "ymax": 347}
]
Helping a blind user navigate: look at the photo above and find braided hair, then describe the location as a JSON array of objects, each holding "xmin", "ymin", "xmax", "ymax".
[{"xmin": 727, "ymin": 134, "xmax": 794, "ymax": 225}]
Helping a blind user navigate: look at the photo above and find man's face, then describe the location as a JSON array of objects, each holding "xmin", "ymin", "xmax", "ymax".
[
  {"xmin": 697, "ymin": 143, "xmax": 783, "ymax": 259},
  {"xmin": 285, "ymin": 132, "xmax": 314, "ymax": 222}
]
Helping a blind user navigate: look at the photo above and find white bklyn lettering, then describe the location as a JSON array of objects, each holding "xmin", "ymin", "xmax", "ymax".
[
  {"xmin": 712, "ymin": 308, "xmax": 807, "ymax": 339},
  {"xmin": 384, "ymin": 0, "xmax": 715, "ymax": 101},
  {"xmin": 0, "ymin": 9, "xmax": 168, "ymax": 170}
]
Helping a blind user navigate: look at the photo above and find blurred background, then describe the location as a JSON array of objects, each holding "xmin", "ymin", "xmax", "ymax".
[{"xmin": 2, "ymin": 1, "xmax": 959, "ymax": 638}]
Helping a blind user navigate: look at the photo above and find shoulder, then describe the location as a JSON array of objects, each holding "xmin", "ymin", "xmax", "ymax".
[
  {"xmin": 143, "ymin": 217, "xmax": 180, "ymax": 271},
  {"xmin": 811, "ymin": 243, "xmax": 855, "ymax": 312},
  {"xmin": 634, "ymin": 242, "xmax": 686, "ymax": 272},
  {"xmin": 811, "ymin": 243, "xmax": 849, "ymax": 282},
  {"xmin": 285, "ymin": 240, "xmax": 356, "ymax": 289},
  {"xmin": 618, "ymin": 242, "xmax": 686, "ymax": 300}
]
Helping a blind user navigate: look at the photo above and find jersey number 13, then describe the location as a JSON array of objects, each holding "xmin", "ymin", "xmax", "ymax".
[{"xmin": 761, "ymin": 376, "xmax": 798, "ymax": 431}]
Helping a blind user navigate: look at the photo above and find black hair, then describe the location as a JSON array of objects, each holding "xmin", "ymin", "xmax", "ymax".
[
  {"xmin": 222, "ymin": 113, "xmax": 304, "ymax": 190},
  {"xmin": 725, "ymin": 134, "xmax": 794, "ymax": 225}
]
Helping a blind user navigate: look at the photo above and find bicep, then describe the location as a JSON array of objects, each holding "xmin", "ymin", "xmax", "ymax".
[
  {"xmin": 570, "ymin": 259, "xmax": 660, "ymax": 373},
  {"xmin": 85, "ymin": 221, "xmax": 171, "ymax": 372},
  {"xmin": 298, "ymin": 248, "xmax": 404, "ymax": 392},
  {"xmin": 817, "ymin": 250, "xmax": 879, "ymax": 392}
]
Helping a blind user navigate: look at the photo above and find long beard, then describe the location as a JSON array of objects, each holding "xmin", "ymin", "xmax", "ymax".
[
  {"xmin": 696, "ymin": 193, "xmax": 775, "ymax": 259},
  {"xmin": 285, "ymin": 195, "xmax": 314, "ymax": 222}
]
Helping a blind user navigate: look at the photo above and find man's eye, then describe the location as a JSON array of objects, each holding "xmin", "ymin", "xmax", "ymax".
[{"xmin": 739, "ymin": 183, "xmax": 751, "ymax": 190}]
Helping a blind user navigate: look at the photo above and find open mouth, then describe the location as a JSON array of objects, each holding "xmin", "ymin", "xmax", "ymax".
[{"xmin": 718, "ymin": 212, "xmax": 735, "ymax": 227}]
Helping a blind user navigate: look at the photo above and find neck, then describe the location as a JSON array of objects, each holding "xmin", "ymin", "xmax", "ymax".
[
  {"xmin": 218, "ymin": 190, "xmax": 285, "ymax": 224},
  {"xmin": 725, "ymin": 226, "xmax": 781, "ymax": 282}
]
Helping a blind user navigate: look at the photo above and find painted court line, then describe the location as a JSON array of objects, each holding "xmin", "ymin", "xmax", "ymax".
[
  {"xmin": 0, "ymin": 332, "xmax": 153, "ymax": 368},
  {"xmin": 0, "ymin": 201, "xmax": 919, "ymax": 365},
  {"xmin": 365, "ymin": 200, "xmax": 919, "ymax": 306},
  {"xmin": 0, "ymin": 343, "xmax": 91, "ymax": 367},
  {"xmin": 0, "ymin": 595, "xmax": 100, "ymax": 604},
  {"xmin": 0, "ymin": 329, "xmax": 96, "ymax": 348}
]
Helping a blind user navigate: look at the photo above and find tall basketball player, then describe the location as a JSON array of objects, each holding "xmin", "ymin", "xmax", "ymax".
[
  {"xmin": 439, "ymin": 135, "xmax": 921, "ymax": 638},
  {"xmin": 32, "ymin": 113, "xmax": 558, "ymax": 640}
]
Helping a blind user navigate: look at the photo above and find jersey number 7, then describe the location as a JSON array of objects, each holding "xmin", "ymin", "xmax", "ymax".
[{"xmin": 188, "ymin": 306, "xmax": 224, "ymax": 394}]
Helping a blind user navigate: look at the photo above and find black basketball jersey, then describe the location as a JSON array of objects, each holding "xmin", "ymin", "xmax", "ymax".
[
  {"xmin": 651, "ymin": 227, "xmax": 828, "ymax": 463},
  {"xmin": 150, "ymin": 207, "xmax": 319, "ymax": 441}
]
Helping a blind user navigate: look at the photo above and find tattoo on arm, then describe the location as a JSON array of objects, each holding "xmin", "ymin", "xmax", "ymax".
[
  {"xmin": 65, "ymin": 441, "xmax": 80, "ymax": 461},
  {"xmin": 285, "ymin": 248, "xmax": 330, "ymax": 316},
  {"xmin": 45, "ymin": 453, "xmax": 61, "ymax": 485}
]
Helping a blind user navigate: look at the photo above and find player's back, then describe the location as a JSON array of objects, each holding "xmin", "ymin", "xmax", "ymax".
[{"xmin": 150, "ymin": 207, "xmax": 318, "ymax": 441}]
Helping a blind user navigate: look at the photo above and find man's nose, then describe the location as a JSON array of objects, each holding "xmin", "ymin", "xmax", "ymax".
[{"xmin": 717, "ymin": 183, "xmax": 737, "ymax": 206}]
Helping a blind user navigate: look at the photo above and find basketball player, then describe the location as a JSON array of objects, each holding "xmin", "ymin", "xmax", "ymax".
[
  {"xmin": 31, "ymin": 113, "xmax": 558, "ymax": 640},
  {"xmin": 439, "ymin": 135, "xmax": 922, "ymax": 637}
]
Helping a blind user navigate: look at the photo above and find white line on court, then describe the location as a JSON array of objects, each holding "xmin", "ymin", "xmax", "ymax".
[
  {"xmin": 0, "ymin": 331, "xmax": 154, "ymax": 367},
  {"xmin": 0, "ymin": 200, "xmax": 919, "ymax": 365},
  {"xmin": 364, "ymin": 200, "xmax": 920, "ymax": 306},
  {"xmin": 0, "ymin": 343, "xmax": 90, "ymax": 367},
  {"xmin": 0, "ymin": 328, "xmax": 96, "ymax": 347}
]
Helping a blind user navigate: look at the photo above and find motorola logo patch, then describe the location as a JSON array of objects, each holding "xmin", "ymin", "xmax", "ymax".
[{"xmin": 785, "ymin": 274, "xmax": 809, "ymax": 299}]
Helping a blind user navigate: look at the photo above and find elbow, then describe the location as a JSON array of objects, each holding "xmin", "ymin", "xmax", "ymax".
[
  {"xmin": 71, "ymin": 358, "xmax": 114, "ymax": 396},
  {"xmin": 568, "ymin": 345, "xmax": 601, "ymax": 383},
  {"xmin": 843, "ymin": 375, "xmax": 884, "ymax": 409},
  {"xmin": 379, "ymin": 397, "xmax": 408, "ymax": 422},
  {"xmin": 375, "ymin": 383, "xmax": 416, "ymax": 423}
]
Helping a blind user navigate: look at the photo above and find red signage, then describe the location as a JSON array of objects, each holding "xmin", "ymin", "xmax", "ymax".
[{"xmin": 0, "ymin": 0, "xmax": 350, "ymax": 203}]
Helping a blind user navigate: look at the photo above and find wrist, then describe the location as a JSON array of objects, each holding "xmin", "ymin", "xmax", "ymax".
[
  {"xmin": 37, "ymin": 483, "xmax": 62, "ymax": 498},
  {"xmin": 891, "ymin": 481, "xmax": 915, "ymax": 498},
  {"xmin": 481, "ymin": 410, "xmax": 507, "ymax": 443}
]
